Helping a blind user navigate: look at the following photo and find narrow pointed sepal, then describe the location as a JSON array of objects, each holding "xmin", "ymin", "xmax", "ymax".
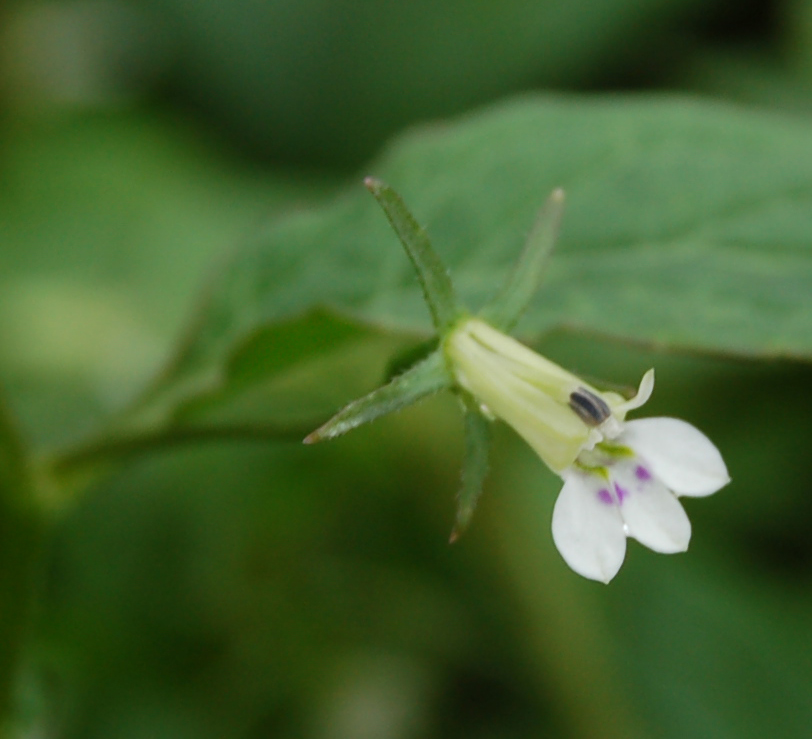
[
  {"xmin": 364, "ymin": 177, "xmax": 461, "ymax": 333},
  {"xmin": 449, "ymin": 401, "xmax": 491, "ymax": 543},
  {"xmin": 303, "ymin": 349, "xmax": 451, "ymax": 444},
  {"xmin": 479, "ymin": 188, "xmax": 565, "ymax": 332}
]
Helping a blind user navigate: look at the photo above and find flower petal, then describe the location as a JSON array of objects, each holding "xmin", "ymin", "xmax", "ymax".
[
  {"xmin": 552, "ymin": 469, "xmax": 627, "ymax": 583},
  {"xmin": 620, "ymin": 418, "xmax": 730, "ymax": 497},
  {"xmin": 606, "ymin": 368, "xmax": 655, "ymax": 419},
  {"xmin": 611, "ymin": 461, "xmax": 691, "ymax": 553}
]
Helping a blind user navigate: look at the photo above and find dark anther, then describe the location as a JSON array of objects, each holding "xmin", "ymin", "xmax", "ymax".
[{"xmin": 568, "ymin": 387, "xmax": 611, "ymax": 427}]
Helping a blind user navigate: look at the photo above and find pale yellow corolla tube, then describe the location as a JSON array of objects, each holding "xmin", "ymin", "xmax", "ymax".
[{"xmin": 444, "ymin": 318, "xmax": 653, "ymax": 474}]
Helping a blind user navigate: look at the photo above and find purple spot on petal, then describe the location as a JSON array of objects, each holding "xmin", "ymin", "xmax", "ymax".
[
  {"xmin": 635, "ymin": 465, "xmax": 652, "ymax": 481},
  {"xmin": 597, "ymin": 488, "xmax": 614, "ymax": 505},
  {"xmin": 614, "ymin": 483, "xmax": 628, "ymax": 504}
]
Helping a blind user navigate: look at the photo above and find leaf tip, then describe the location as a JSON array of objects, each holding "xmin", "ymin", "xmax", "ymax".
[
  {"xmin": 449, "ymin": 509, "xmax": 473, "ymax": 544},
  {"xmin": 364, "ymin": 176, "xmax": 384, "ymax": 194},
  {"xmin": 302, "ymin": 429, "xmax": 322, "ymax": 445},
  {"xmin": 550, "ymin": 187, "xmax": 565, "ymax": 204}
]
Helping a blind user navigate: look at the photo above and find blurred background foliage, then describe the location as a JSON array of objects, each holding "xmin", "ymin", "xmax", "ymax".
[{"xmin": 0, "ymin": 0, "xmax": 811, "ymax": 737}]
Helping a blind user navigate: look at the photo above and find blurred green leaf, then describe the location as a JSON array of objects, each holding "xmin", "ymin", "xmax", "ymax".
[
  {"xmin": 139, "ymin": 96, "xmax": 812, "ymax": 440},
  {"xmin": 0, "ymin": 112, "xmax": 336, "ymax": 444},
  {"xmin": 610, "ymin": 555, "xmax": 812, "ymax": 739},
  {"xmin": 139, "ymin": 0, "xmax": 720, "ymax": 165}
]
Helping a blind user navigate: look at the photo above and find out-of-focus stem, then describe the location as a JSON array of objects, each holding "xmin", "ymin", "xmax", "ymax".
[
  {"xmin": 0, "ymin": 393, "xmax": 42, "ymax": 737},
  {"xmin": 43, "ymin": 420, "xmax": 314, "ymax": 505},
  {"xmin": 489, "ymin": 439, "xmax": 649, "ymax": 739}
]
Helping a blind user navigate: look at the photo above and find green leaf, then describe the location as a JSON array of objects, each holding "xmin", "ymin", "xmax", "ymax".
[
  {"xmin": 364, "ymin": 177, "xmax": 462, "ymax": 333},
  {"xmin": 480, "ymin": 187, "xmax": 565, "ymax": 332},
  {"xmin": 0, "ymin": 112, "xmax": 337, "ymax": 447},
  {"xmin": 130, "ymin": 96, "xmax": 812, "ymax": 434},
  {"xmin": 303, "ymin": 350, "xmax": 451, "ymax": 444},
  {"xmin": 449, "ymin": 403, "xmax": 491, "ymax": 543}
]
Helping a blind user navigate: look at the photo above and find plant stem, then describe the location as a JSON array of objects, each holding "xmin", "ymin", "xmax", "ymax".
[
  {"xmin": 0, "ymin": 394, "xmax": 42, "ymax": 737},
  {"xmin": 44, "ymin": 421, "xmax": 314, "ymax": 502},
  {"xmin": 489, "ymin": 440, "xmax": 650, "ymax": 739}
]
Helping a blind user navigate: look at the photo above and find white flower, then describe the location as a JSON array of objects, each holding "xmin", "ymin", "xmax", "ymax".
[
  {"xmin": 445, "ymin": 317, "xmax": 730, "ymax": 582},
  {"xmin": 553, "ymin": 419, "xmax": 729, "ymax": 582}
]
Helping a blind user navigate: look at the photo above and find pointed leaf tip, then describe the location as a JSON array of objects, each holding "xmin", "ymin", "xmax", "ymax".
[
  {"xmin": 450, "ymin": 404, "xmax": 491, "ymax": 543},
  {"xmin": 479, "ymin": 186, "xmax": 566, "ymax": 331},
  {"xmin": 364, "ymin": 178, "xmax": 461, "ymax": 333},
  {"xmin": 364, "ymin": 176, "xmax": 383, "ymax": 193},
  {"xmin": 302, "ymin": 350, "xmax": 451, "ymax": 444}
]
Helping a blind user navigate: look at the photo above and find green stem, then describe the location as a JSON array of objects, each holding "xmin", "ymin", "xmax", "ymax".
[
  {"xmin": 44, "ymin": 421, "xmax": 315, "ymax": 500},
  {"xmin": 489, "ymin": 440, "xmax": 649, "ymax": 739},
  {"xmin": 0, "ymin": 394, "xmax": 42, "ymax": 737}
]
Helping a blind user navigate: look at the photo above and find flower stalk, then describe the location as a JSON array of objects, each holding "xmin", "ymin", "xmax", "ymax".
[{"xmin": 0, "ymin": 391, "xmax": 44, "ymax": 734}]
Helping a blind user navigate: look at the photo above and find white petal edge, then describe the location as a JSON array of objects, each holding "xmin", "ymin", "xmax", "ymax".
[
  {"xmin": 608, "ymin": 368, "xmax": 655, "ymax": 419},
  {"xmin": 620, "ymin": 417, "xmax": 730, "ymax": 497},
  {"xmin": 611, "ymin": 461, "xmax": 691, "ymax": 553},
  {"xmin": 552, "ymin": 470, "xmax": 627, "ymax": 583},
  {"xmin": 625, "ymin": 368, "xmax": 655, "ymax": 412}
]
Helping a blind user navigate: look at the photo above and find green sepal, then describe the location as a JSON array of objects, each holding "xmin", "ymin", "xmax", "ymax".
[
  {"xmin": 364, "ymin": 177, "xmax": 462, "ymax": 333},
  {"xmin": 382, "ymin": 338, "xmax": 439, "ymax": 384},
  {"xmin": 303, "ymin": 349, "xmax": 451, "ymax": 444},
  {"xmin": 479, "ymin": 188, "xmax": 564, "ymax": 332},
  {"xmin": 449, "ymin": 399, "xmax": 491, "ymax": 543}
]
